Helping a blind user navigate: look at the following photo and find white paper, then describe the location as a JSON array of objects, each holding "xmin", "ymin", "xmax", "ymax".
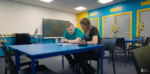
[{"xmin": 58, "ymin": 43, "xmax": 78, "ymax": 46}]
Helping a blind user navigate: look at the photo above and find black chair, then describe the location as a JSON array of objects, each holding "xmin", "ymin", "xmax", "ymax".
[
  {"xmin": 89, "ymin": 38, "xmax": 116, "ymax": 74},
  {"xmin": 131, "ymin": 46, "xmax": 150, "ymax": 74},
  {"xmin": 1, "ymin": 42, "xmax": 57, "ymax": 74},
  {"xmin": 6, "ymin": 33, "xmax": 39, "ymax": 74},
  {"xmin": 113, "ymin": 38, "xmax": 127, "ymax": 67},
  {"xmin": 15, "ymin": 33, "xmax": 31, "ymax": 45}
]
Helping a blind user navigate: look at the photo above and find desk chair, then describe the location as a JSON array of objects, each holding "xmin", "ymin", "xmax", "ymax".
[
  {"xmin": 131, "ymin": 46, "xmax": 150, "ymax": 74},
  {"xmin": 114, "ymin": 38, "xmax": 127, "ymax": 67},
  {"xmin": 88, "ymin": 38, "xmax": 116, "ymax": 74},
  {"xmin": 1, "ymin": 42, "xmax": 57, "ymax": 74}
]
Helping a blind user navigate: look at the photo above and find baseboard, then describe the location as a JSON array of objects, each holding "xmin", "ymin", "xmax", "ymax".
[{"xmin": 0, "ymin": 56, "xmax": 4, "ymax": 58}]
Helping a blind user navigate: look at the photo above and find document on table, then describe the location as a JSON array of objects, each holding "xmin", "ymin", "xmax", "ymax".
[{"xmin": 58, "ymin": 43, "xmax": 78, "ymax": 46}]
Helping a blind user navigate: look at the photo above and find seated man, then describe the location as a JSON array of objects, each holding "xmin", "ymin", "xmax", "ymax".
[{"xmin": 61, "ymin": 23, "xmax": 84, "ymax": 70}]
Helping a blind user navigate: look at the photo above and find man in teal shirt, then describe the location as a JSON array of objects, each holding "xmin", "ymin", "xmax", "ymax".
[{"xmin": 61, "ymin": 23, "xmax": 84, "ymax": 70}]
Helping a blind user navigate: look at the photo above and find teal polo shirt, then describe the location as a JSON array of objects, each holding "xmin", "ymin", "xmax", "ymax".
[{"xmin": 63, "ymin": 27, "xmax": 84, "ymax": 40}]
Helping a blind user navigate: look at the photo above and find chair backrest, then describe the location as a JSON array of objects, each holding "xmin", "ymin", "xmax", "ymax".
[
  {"xmin": 143, "ymin": 37, "xmax": 150, "ymax": 46},
  {"xmin": 101, "ymin": 38, "xmax": 116, "ymax": 54},
  {"xmin": 131, "ymin": 46, "xmax": 150, "ymax": 74},
  {"xmin": 15, "ymin": 33, "xmax": 30, "ymax": 45},
  {"xmin": 0, "ymin": 42, "xmax": 18, "ymax": 74},
  {"xmin": 115, "ymin": 38, "xmax": 126, "ymax": 50}
]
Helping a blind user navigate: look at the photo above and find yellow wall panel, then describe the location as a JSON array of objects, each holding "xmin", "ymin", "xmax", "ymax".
[{"xmin": 77, "ymin": 12, "xmax": 88, "ymax": 32}]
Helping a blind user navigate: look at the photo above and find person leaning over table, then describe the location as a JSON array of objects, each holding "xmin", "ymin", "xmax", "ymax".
[
  {"xmin": 75, "ymin": 18, "xmax": 101, "ymax": 74},
  {"xmin": 60, "ymin": 23, "xmax": 84, "ymax": 71}
]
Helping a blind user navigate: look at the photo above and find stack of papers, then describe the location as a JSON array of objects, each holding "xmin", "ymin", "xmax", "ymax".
[{"xmin": 58, "ymin": 43, "xmax": 78, "ymax": 46}]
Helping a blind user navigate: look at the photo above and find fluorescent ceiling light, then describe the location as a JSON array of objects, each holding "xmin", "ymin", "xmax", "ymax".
[
  {"xmin": 74, "ymin": 6, "xmax": 87, "ymax": 11},
  {"xmin": 40, "ymin": 0, "xmax": 53, "ymax": 3},
  {"xmin": 98, "ymin": 0, "xmax": 113, "ymax": 4}
]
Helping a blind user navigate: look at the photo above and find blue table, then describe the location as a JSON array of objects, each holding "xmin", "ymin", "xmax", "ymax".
[
  {"xmin": 125, "ymin": 39, "xmax": 143, "ymax": 65},
  {"xmin": 9, "ymin": 43, "xmax": 104, "ymax": 74}
]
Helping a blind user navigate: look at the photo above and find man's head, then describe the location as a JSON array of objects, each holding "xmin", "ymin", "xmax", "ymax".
[{"xmin": 66, "ymin": 23, "xmax": 75, "ymax": 35}]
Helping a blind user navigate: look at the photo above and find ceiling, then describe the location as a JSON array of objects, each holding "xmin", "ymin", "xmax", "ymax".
[{"xmin": 10, "ymin": 0, "xmax": 128, "ymax": 14}]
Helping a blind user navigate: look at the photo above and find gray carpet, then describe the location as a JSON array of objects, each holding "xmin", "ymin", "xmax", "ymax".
[{"xmin": 0, "ymin": 52, "xmax": 137, "ymax": 74}]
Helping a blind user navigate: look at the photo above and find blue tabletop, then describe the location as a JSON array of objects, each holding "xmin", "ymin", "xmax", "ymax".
[
  {"xmin": 125, "ymin": 39, "xmax": 142, "ymax": 42},
  {"xmin": 9, "ymin": 43, "xmax": 103, "ymax": 56}
]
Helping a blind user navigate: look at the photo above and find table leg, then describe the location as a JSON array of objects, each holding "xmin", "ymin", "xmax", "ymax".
[
  {"xmin": 131, "ymin": 42, "xmax": 133, "ymax": 65},
  {"xmin": 31, "ymin": 58, "xmax": 36, "ymax": 74},
  {"xmin": 15, "ymin": 50, "xmax": 20, "ymax": 70},
  {"xmin": 62, "ymin": 55, "xmax": 64, "ymax": 69},
  {"xmin": 126, "ymin": 42, "xmax": 130, "ymax": 63},
  {"xmin": 142, "ymin": 40, "xmax": 144, "ymax": 46},
  {"xmin": 101, "ymin": 47, "xmax": 103, "ymax": 74}
]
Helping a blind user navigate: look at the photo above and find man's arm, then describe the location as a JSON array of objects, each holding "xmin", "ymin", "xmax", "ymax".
[{"xmin": 61, "ymin": 30, "xmax": 68, "ymax": 43}]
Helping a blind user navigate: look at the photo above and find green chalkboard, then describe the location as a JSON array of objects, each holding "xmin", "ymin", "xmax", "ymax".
[{"xmin": 43, "ymin": 18, "xmax": 70, "ymax": 37}]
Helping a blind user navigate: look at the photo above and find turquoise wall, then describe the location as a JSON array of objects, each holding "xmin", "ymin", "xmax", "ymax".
[
  {"xmin": 88, "ymin": 0, "xmax": 150, "ymax": 38},
  {"xmin": 0, "ymin": 37, "xmax": 61, "ymax": 57}
]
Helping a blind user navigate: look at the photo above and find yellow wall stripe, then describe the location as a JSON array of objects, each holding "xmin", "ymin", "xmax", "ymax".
[
  {"xmin": 77, "ymin": 12, "xmax": 88, "ymax": 32},
  {"xmin": 141, "ymin": 0, "xmax": 150, "ymax": 6},
  {"xmin": 110, "ymin": 7, "xmax": 122, "ymax": 12}
]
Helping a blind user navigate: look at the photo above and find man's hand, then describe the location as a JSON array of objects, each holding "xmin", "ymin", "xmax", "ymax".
[
  {"xmin": 61, "ymin": 38, "xmax": 65, "ymax": 43},
  {"xmin": 65, "ymin": 39, "xmax": 68, "ymax": 42},
  {"xmin": 81, "ymin": 40, "xmax": 86, "ymax": 43}
]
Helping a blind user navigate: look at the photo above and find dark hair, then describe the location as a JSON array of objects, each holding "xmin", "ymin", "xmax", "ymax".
[{"xmin": 80, "ymin": 18, "xmax": 92, "ymax": 36}]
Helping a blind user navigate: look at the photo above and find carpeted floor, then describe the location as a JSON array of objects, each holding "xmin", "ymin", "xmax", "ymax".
[{"xmin": 0, "ymin": 52, "xmax": 137, "ymax": 74}]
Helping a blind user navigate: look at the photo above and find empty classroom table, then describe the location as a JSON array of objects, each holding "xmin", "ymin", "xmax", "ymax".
[
  {"xmin": 9, "ymin": 43, "xmax": 104, "ymax": 74},
  {"xmin": 125, "ymin": 39, "xmax": 143, "ymax": 65}
]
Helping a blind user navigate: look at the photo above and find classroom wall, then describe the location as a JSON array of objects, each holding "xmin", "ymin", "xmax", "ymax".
[
  {"xmin": 0, "ymin": 0, "xmax": 77, "ymax": 34},
  {"xmin": 77, "ymin": 0, "xmax": 150, "ymax": 38}
]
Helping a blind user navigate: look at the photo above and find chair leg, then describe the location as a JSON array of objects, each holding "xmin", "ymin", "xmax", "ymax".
[
  {"xmin": 99, "ymin": 58, "xmax": 101, "ymax": 70},
  {"xmin": 69, "ymin": 63, "xmax": 71, "ymax": 68},
  {"xmin": 128, "ymin": 49, "xmax": 130, "ymax": 63},
  {"xmin": 29, "ymin": 64, "xmax": 31, "ymax": 68},
  {"xmin": 90, "ymin": 60, "xmax": 91, "ymax": 66},
  {"xmin": 125, "ymin": 51, "xmax": 127, "ymax": 67},
  {"xmin": 36, "ymin": 61, "xmax": 39, "ymax": 66},
  {"xmin": 112, "ymin": 54, "xmax": 116, "ymax": 74},
  {"xmin": 108, "ymin": 53, "xmax": 111, "ymax": 64},
  {"xmin": 115, "ymin": 53, "xmax": 117, "ymax": 61},
  {"xmin": 62, "ymin": 55, "xmax": 64, "ymax": 69},
  {"xmin": 97, "ymin": 58, "xmax": 100, "ymax": 74},
  {"xmin": 76, "ymin": 63, "xmax": 80, "ymax": 74},
  {"xmin": 5, "ymin": 67, "xmax": 7, "ymax": 74}
]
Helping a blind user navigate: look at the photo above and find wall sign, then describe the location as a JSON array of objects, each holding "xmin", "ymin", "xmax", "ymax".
[
  {"xmin": 110, "ymin": 7, "xmax": 122, "ymax": 12},
  {"xmin": 90, "ymin": 12, "xmax": 97, "ymax": 16},
  {"xmin": 141, "ymin": 0, "xmax": 150, "ymax": 6}
]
